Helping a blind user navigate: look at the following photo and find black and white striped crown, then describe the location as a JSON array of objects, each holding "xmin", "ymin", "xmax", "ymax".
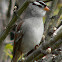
[{"xmin": 32, "ymin": 1, "xmax": 47, "ymax": 8}]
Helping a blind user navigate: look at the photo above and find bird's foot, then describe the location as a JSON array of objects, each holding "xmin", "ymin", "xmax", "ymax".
[{"xmin": 35, "ymin": 44, "xmax": 39, "ymax": 49}]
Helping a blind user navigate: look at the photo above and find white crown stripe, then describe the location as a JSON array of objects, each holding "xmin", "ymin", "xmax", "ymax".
[
  {"xmin": 32, "ymin": 1, "xmax": 47, "ymax": 8},
  {"xmin": 34, "ymin": 2, "xmax": 41, "ymax": 5}
]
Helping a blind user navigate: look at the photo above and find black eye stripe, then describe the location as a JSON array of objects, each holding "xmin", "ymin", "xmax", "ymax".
[
  {"xmin": 32, "ymin": 2, "xmax": 42, "ymax": 8},
  {"xmin": 32, "ymin": 2, "xmax": 36, "ymax": 5},
  {"xmin": 32, "ymin": 1, "xmax": 47, "ymax": 8},
  {"xmin": 33, "ymin": 1, "xmax": 46, "ymax": 7},
  {"xmin": 39, "ymin": 2, "xmax": 46, "ymax": 7}
]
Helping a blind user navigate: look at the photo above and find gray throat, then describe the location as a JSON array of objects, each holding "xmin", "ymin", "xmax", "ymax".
[{"xmin": 22, "ymin": 7, "xmax": 42, "ymax": 19}]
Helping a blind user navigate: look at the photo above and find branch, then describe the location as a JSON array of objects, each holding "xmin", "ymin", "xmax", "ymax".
[
  {"xmin": 0, "ymin": 0, "xmax": 30, "ymax": 44},
  {"xmin": 37, "ymin": 51, "xmax": 62, "ymax": 62},
  {"xmin": 53, "ymin": 7, "xmax": 62, "ymax": 27},
  {"xmin": 47, "ymin": 7, "xmax": 62, "ymax": 35},
  {"xmin": 6, "ymin": 0, "xmax": 12, "ymax": 18},
  {"xmin": 24, "ymin": 26, "xmax": 62, "ymax": 62},
  {"xmin": 25, "ymin": 39, "xmax": 62, "ymax": 62},
  {"xmin": 42, "ymin": 26, "xmax": 62, "ymax": 50},
  {"xmin": 44, "ymin": 0, "xmax": 59, "ymax": 36},
  {"xmin": 33, "ymin": 39, "xmax": 62, "ymax": 61}
]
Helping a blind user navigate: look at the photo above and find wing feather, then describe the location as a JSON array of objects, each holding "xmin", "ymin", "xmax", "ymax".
[{"xmin": 13, "ymin": 21, "xmax": 24, "ymax": 57}]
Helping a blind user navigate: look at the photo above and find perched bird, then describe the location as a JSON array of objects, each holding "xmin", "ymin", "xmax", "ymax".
[{"xmin": 12, "ymin": 1, "xmax": 50, "ymax": 62}]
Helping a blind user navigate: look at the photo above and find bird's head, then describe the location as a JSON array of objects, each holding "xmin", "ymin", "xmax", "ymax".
[{"xmin": 29, "ymin": 1, "xmax": 50, "ymax": 17}]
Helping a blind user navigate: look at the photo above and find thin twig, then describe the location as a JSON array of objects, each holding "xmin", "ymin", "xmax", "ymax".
[
  {"xmin": 6, "ymin": 0, "xmax": 12, "ymax": 18},
  {"xmin": 53, "ymin": 7, "xmax": 62, "ymax": 27},
  {"xmin": 37, "ymin": 51, "xmax": 62, "ymax": 62}
]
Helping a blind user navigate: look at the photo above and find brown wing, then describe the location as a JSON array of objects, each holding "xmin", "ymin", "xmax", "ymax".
[{"xmin": 13, "ymin": 21, "xmax": 24, "ymax": 58}]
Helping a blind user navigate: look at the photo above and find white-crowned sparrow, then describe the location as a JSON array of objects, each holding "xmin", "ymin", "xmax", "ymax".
[{"xmin": 12, "ymin": 1, "xmax": 50, "ymax": 62}]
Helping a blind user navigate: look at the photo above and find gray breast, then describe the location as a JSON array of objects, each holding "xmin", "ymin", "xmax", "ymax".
[{"xmin": 20, "ymin": 17, "xmax": 44, "ymax": 53}]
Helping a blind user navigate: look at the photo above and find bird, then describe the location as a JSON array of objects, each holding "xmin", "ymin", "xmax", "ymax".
[{"xmin": 12, "ymin": 1, "xmax": 50, "ymax": 62}]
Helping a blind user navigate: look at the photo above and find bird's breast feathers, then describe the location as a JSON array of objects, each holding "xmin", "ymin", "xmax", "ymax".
[{"xmin": 20, "ymin": 19, "xmax": 44, "ymax": 53}]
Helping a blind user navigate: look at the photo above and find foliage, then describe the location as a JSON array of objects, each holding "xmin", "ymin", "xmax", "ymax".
[{"xmin": 4, "ymin": 44, "xmax": 13, "ymax": 59}]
